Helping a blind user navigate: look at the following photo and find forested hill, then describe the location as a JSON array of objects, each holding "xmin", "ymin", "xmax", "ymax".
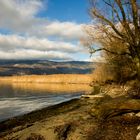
[{"xmin": 0, "ymin": 60, "xmax": 96, "ymax": 76}]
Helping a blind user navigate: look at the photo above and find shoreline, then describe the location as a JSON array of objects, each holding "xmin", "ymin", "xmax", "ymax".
[
  {"xmin": 0, "ymin": 96, "xmax": 81, "ymax": 123},
  {"xmin": 0, "ymin": 98, "xmax": 81, "ymax": 137},
  {"xmin": 1, "ymin": 85, "xmax": 140, "ymax": 139},
  {"xmin": 1, "ymin": 94, "xmax": 140, "ymax": 140}
]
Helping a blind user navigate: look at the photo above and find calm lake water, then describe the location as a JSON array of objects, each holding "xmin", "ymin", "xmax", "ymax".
[{"xmin": 0, "ymin": 83, "xmax": 90, "ymax": 122}]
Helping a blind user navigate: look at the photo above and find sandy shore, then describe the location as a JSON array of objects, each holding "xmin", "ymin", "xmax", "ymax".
[{"xmin": 0, "ymin": 94, "xmax": 140, "ymax": 140}]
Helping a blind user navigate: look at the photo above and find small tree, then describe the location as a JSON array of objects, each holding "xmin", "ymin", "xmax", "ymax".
[{"xmin": 83, "ymin": 0, "xmax": 140, "ymax": 82}]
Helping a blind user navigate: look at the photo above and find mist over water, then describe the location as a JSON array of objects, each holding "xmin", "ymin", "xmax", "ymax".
[{"xmin": 0, "ymin": 83, "xmax": 90, "ymax": 122}]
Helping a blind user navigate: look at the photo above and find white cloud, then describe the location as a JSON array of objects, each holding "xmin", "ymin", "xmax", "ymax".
[
  {"xmin": 0, "ymin": 0, "xmax": 90, "ymax": 61},
  {"xmin": 0, "ymin": 0, "xmax": 86, "ymax": 40},
  {"xmin": 0, "ymin": 34, "xmax": 89, "ymax": 60},
  {"xmin": 35, "ymin": 21, "xmax": 86, "ymax": 40},
  {"xmin": 0, "ymin": 34, "xmax": 83, "ymax": 53},
  {"xmin": 0, "ymin": 0, "xmax": 42, "ymax": 32},
  {"xmin": 0, "ymin": 49, "xmax": 73, "ymax": 60}
]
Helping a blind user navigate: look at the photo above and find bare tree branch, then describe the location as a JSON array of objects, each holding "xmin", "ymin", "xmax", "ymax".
[
  {"xmin": 91, "ymin": 9, "xmax": 125, "ymax": 38},
  {"xmin": 89, "ymin": 47, "xmax": 131, "ymax": 56}
]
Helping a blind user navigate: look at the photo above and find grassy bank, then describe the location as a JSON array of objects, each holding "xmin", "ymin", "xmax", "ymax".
[{"xmin": 0, "ymin": 74, "xmax": 92, "ymax": 84}]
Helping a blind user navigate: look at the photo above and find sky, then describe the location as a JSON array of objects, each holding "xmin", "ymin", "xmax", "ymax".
[{"xmin": 0, "ymin": 0, "xmax": 99, "ymax": 61}]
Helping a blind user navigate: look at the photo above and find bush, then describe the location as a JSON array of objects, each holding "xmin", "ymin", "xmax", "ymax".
[{"xmin": 92, "ymin": 63, "xmax": 115, "ymax": 84}]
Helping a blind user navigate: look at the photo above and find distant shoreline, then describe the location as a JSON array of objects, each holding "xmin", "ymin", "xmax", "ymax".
[{"xmin": 0, "ymin": 74, "xmax": 92, "ymax": 84}]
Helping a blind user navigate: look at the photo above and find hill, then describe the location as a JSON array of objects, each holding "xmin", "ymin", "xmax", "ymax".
[{"xmin": 0, "ymin": 60, "xmax": 95, "ymax": 76}]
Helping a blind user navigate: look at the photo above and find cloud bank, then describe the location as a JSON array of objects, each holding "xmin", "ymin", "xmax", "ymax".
[{"xmin": 0, "ymin": 0, "xmax": 88, "ymax": 61}]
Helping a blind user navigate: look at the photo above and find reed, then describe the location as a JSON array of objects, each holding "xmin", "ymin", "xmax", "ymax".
[{"xmin": 0, "ymin": 74, "xmax": 92, "ymax": 84}]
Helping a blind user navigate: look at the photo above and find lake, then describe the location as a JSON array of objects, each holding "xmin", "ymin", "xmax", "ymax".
[{"xmin": 0, "ymin": 83, "xmax": 91, "ymax": 122}]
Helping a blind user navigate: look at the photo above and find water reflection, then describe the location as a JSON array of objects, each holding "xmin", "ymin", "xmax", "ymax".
[
  {"xmin": 0, "ymin": 83, "xmax": 91, "ymax": 121},
  {"xmin": 0, "ymin": 83, "xmax": 91, "ymax": 97}
]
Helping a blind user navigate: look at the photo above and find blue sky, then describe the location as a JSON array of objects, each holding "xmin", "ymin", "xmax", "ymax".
[
  {"xmin": 0, "ymin": 0, "xmax": 98, "ymax": 61},
  {"xmin": 39, "ymin": 0, "xmax": 90, "ymax": 23}
]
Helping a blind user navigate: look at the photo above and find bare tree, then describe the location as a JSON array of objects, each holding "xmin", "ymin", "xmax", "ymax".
[{"xmin": 84, "ymin": 0, "xmax": 140, "ymax": 80}]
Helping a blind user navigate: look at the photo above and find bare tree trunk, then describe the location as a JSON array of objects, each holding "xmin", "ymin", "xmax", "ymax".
[
  {"xmin": 137, "ymin": 62, "xmax": 140, "ymax": 80},
  {"xmin": 134, "ymin": 56, "xmax": 140, "ymax": 80}
]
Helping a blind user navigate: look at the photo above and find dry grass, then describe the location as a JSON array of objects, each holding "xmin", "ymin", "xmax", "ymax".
[
  {"xmin": 92, "ymin": 64, "xmax": 114, "ymax": 83},
  {"xmin": 0, "ymin": 74, "xmax": 92, "ymax": 84}
]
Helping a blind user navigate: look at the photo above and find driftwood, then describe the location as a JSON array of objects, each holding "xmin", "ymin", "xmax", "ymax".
[
  {"xmin": 81, "ymin": 94, "xmax": 104, "ymax": 99},
  {"xmin": 90, "ymin": 97, "xmax": 140, "ymax": 120}
]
